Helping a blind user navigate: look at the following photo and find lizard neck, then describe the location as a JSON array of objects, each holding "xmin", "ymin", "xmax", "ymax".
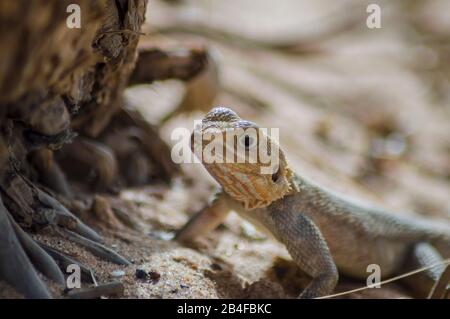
[{"xmin": 240, "ymin": 165, "xmax": 300, "ymax": 210}]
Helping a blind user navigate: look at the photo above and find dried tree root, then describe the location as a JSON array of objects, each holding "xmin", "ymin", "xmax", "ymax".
[
  {"xmin": 2, "ymin": 171, "xmax": 103, "ymax": 243},
  {"xmin": 0, "ymin": 0, "xmax": 148, "ymax": 299},
  {"xmin": 58, "ymin": 104, "xmax": 180, "ymax": 190},
  {"xmin": 129, "ymin": 46, "xmax": 219, "ymax": 124},
  {"xmin": 39, "ymin": 243, "xmax": 96, "ymax": 284},
  {"xmin": 7, "ymin": 213, "xmax": 65, "ymax": 286},
  {"xmin": 92, "ymin": 195, "xmax": 126, "ymax": 230},
  {"xmin": 0, "ymin": 176, "xmax": 129, "ymax": 298},
  {"xmin": 108, "ymin": 108, "xmax": 181, "ymax": 182},
  {"xmin": 57, "ymin": 229, "xmax": 131, "ymax": 266},
  {"xmin": 66, "ymin": 281, "xmax": 124, "ymax": 299},
  {"xmin": 109, "ymin": 198, "xmax": 145, "ymax": 232},
  {"xmin": 58, "ymin": 138, "xmax": 119, "ymax": 191},
  {"xmin": 90, "ymin": 197, "xmax": 145, "ymax": 243},
  {"xmin": 0, "ymin": 198, "xmax": 51, "ymax": 299},
  {"xmin": 25, "ymin": 128, "xmax": 77, "ymax": 151},
  {"xmin": 0, "ymin": 163, "xmax": 130, "ymax": 298},
  {"xmin": 30, "ymin": 149, "xmax": 72, "ymax": 198},
  {"xmin": 33, "ymin": 181, "xmax": 103, "ymax": 243},
  {"xmin": 7, "ymin": 92, "xmax": 71, "ymax": 137},
  {"xmin": 129, "ymin": 47, "xmax": 208, "ymax": 84}
]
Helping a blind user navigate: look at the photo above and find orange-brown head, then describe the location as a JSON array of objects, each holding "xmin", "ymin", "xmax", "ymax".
[{"xmin": 191, "ymin": 107, "xmax": 296, "ymax": 209}]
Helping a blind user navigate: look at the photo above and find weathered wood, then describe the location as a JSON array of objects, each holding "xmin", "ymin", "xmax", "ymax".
[
  {"xmin": 0, "ymin": 198, "xmax": 51, "ymax": 299},
  {"xmin": 57, "ymin": 228, "xmax": 131, "ymax": 266},
  {"xmin": 0, "ymin": 1, "xmax": 105, "ymax": 103},
  {"xmin": 0, "ymin": 0, "xmax": 150, "ymax": 299},
  {"xmin": 67, "ymin": 281, "xmax": 124, "ymax": 299},
  {"xmin": 7, "ymin": 212, "xmax": 65, "ymax": 286},
  {"xmin": 129, "ymin": 47, "xmax": 208, "ymax": 84}
]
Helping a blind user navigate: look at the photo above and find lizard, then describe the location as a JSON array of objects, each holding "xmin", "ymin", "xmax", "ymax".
[{"xmin": 175, "ymin": 106, "xmax": 450, "ymax": 298}]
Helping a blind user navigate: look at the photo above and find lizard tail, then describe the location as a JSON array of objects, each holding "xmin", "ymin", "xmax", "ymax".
[
  {"xmin": 414, "ymin": 220, "xmax": 450, "ymax": 258},
  {"xmin": 369, "ymin": 208, "xmax": 450, "ymax": 258},
  {"xmin": 428, "ymin": 232, "xmax": 450, "ymax": 258}
]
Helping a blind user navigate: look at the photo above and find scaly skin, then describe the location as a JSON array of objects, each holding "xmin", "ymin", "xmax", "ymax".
[{"xmin": 176, "ymin": 107, "xmax": 450, "ymax": 298}]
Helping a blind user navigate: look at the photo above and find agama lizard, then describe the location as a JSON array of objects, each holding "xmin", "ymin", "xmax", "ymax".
[{"xmin": 176, "ymin": 107, "xmax": 450, "ymax": 298}]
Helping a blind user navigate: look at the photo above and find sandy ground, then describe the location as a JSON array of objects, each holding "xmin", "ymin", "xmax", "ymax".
[
  {"xmin": 1, "ymin": 0, "xmax": 450, "ymax": 299},
  {"xmin": 0, "ymin": 180, "xmax": 413, "ymax": 299}
]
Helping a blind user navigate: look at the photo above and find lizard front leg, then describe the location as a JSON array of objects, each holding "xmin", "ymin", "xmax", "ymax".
[
  {"xmin": 268, "ymin": 208, "xmax": 338, "ymax": 298},
  {"xmin": 175, "ymin": 191, "xmax": 231, "ymax": 242}
]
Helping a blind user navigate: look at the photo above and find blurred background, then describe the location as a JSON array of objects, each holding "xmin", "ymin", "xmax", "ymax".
[{"xmin": 129, "ymin": 0, "xmax": 450, "ymax": 218}]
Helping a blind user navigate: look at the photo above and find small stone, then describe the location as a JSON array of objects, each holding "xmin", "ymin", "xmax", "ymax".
[
  {"xmin": 148, "ymin": 230, "xmax": 174, "ymax": 241},
  {"xmin": 135, "ymin": 268, "xmax": 148, "ymax": 280},
  {"xmin": 111, "ymin": 270, "xmax": 125, "ymax": 278},
  {"xmin": 148, "ymin": 271, "xmax": 161, "ymax": 282}
]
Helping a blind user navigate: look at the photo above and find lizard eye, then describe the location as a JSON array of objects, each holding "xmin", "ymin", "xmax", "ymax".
[{"xmin": 239, "ymin": 134, "xmax": 256, "ymax": 150}]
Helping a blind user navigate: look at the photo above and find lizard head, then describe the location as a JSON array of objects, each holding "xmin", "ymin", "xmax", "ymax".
[{"xmin": 191, "ymin": 106, "xmax": 296, "ymax": 209}]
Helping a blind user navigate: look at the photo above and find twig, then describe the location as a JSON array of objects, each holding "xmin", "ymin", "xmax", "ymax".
[
  {"xmin": 317, "ymin": 259, "xmax": 450, "ymax": 299},
  {"xmin": 67, "ymin": 281, "xmax": 124, "ymax": 299},
  {"xmin": 428, "ymin": 264, "xmax": 450, "ymax": 299}
]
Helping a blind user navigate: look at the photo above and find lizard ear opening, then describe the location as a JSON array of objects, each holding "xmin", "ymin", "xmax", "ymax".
[{"xmin": 271, "ymin": 167, "xmax": 280, "ymax": 183}]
